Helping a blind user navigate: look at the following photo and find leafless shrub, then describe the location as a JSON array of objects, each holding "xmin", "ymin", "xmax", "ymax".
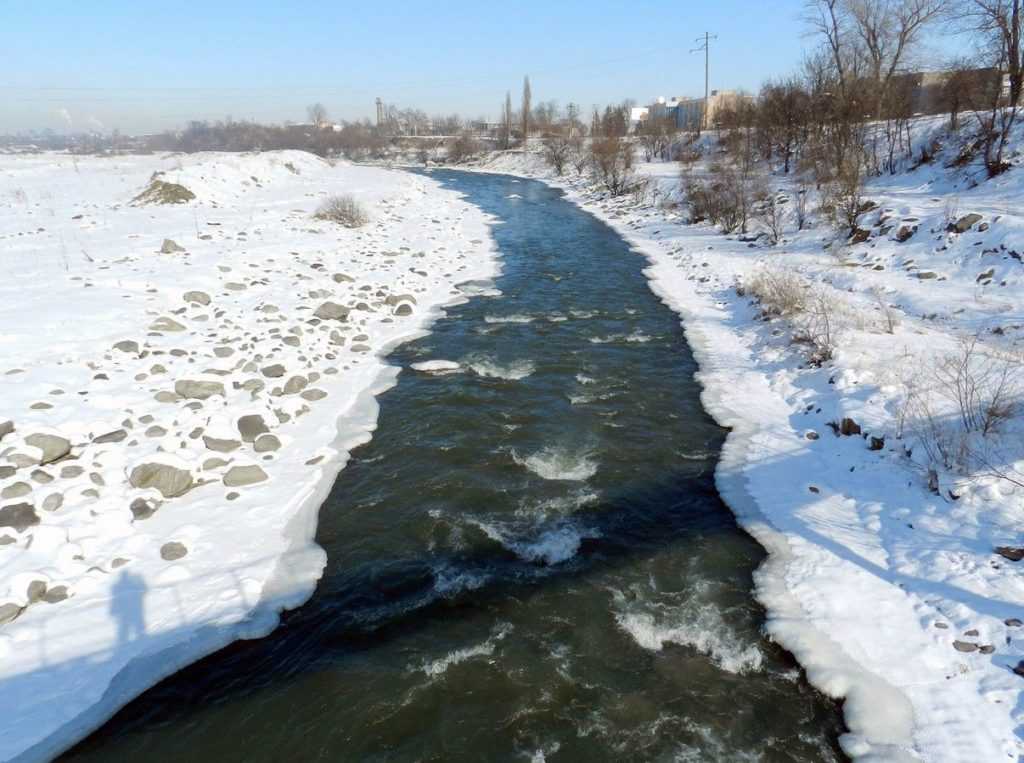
[
  {"xmin": 820, "ymin": 152, "xmax": 866, "ymax": 236},
  {"xmin": 757, "ymin": 191, "xmax": 786, "ymax": 244},
  {"xmin": 568, "ymin": 136, "xmax": 589, "ymax": 175},
  {"xmin": 313, "ymin": 194, "xmax": 369, "ymax": 228},
  {"xmin": 794, "ymin": 184, "xmax": 811, "ymax": 231},
  {"xmin": 685, "ymin": 158, "xmax": 768, "ymax": 233},
  {"xmin": 871, "ymin": 287, "xmax": 900, "ymax": 334},
  {"xmin": 588, "ymin": 135, "xmax": 635, "ymax": 196},
  {"xmin": 903, "ymin": 336, "xmax": 1024, "ymax": 480},
  {"xmin": 943, "ymin": 196, "xmax": 960, "ymax": 230},
  {"xmin": 447, "ymin": 131, "xmax": 481, "ymax": 164},
  {"xmin": 542, "ymin": 136, "xmax": 572, "ymax": 175}
]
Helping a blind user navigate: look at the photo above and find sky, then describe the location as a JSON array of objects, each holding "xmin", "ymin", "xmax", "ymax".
[{"xmin": 0, "ymin": 0, "xmax": 955, "ymax": 135}]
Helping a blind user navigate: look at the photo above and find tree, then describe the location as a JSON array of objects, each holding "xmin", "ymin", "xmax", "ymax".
[
  {"xmin": 636, "ymin": 115, "xmax": 676, "ymax": 161},
  {"xmin": 542, "ymin": 135, "xmax": 572, "ymax": 174},
  {"xmin": 588, "ymin": 135, "xmax": 635, "ymax": 195},
  {"xmin": 499, "ymin": 91, "xmax": 514, "ymax": 149},
  {"xmin": 521, "ymin": 76, "xmax": 532, "ymax": 147},
  {"xmin": 955, "ymin": 0, "xmax": 1023, "ymax": 175},
  {"xmin": 307, "ymin": 103, "xmax": 329, "ymax": 129}
]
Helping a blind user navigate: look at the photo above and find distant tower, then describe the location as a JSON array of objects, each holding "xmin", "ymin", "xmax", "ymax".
[{"xmin": 375, "ymin": 98, "xmax": 384, "ymax": 128}]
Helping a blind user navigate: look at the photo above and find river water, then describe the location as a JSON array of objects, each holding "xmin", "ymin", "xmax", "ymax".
[{"xmin": 63, "ymin": 171, "xmax": 844, "ymax": 761}]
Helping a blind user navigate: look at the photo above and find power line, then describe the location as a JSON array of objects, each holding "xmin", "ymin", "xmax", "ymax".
[{"xmin": 690, "ymin": 32, "xmax": 717, "ymax": 132}]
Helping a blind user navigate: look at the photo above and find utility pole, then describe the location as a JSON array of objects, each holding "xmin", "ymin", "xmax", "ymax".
[{"xmin": 690, "ymin": 32, "xmax": 717, "ymax": 133}]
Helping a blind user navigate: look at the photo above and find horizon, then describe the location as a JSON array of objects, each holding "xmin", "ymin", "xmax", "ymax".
[{"xmin": 0, "ymin": 0, "xmax": 933, "ymax": 135}]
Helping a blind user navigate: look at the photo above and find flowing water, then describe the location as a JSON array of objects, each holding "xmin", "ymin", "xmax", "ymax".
[{"xmin": 63, "ymin": 171, "xmax": 844, "ymax": 761}]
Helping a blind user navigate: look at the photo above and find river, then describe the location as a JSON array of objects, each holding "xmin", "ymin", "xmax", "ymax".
[{"xmin": 63, "ymin": 170, "xmax": 844, "ymax": 762}]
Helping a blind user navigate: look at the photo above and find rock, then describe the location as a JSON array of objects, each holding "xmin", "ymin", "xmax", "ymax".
[
  {"xmin": 1006, "ymin": 619, "xmax": 1023, "ymax": 627},
  {"xmin": 300, "ymin": 388, "xmax": 328, "ymax": 401},
  {"xmin": 174, "ymin": 379, "xmax": 225, "ymax": 400},
  {"xmin": 916, "ymin": 271, "xmax": 939, "ymax": 280},
  {"xmin": 93, "ymin": 429, "xmax": 128, "ymax": 444},
  {"xmin": 314, "ymin": 302, "xmax": 350, "ymax": 321},
  {"xmin": 949, "ymin": 213, "xmax": 982, "ymax": 233},
  {"xmin": 113, "ymin": 340, "xmax": 140, "ymax": 354},
  {"xmin": 995, "ymin": 546, "xmax": 1024, "ymax": 562},
  {"xmin": 839, "ymin": 418, "xmax": 861, "ymax": 437},
  {"xmin": 1, "ymin": 483, "xmax": 31, "ymax": 500},
  {"xmin": 26, "ymin": 580, "xmax": 47, "ymax": 603},
  {"xmin": 261, "ymin": 364, "xmax": 286, "ymax": 379},
  {"xmin": 42, "ymin": 586, "xmax": 68, "ymax": 604},
  {"xmin": 254, "ymin": 434, "xmax": 281, "ymax": 453},
  {"xmin": 161, "ymin": 238, "xmax": 186, "ymax": 254},
  {"xmin": 25, "ymin": 433, "xmax": 70, "ymax": 464},
  {"xmin": 0, "ymin": 421, "xmax": 12, "ymax": 442},
  {"xmin": 237, "ymin": 414, "xmax": 270, "ymax": 442},
  {"xmin": 0, "ymin": 467, "xmax": 14, "ymax": 480},
  {"xmin": 805, "ymin": 431, "xmax": 820, "ymax": 441},
  {"xmin": 160, "ymin": 541, "xmax": 188, "ymax": 561},
  {"xmin": 149, "ymin": 316, "xmax": 187, "ymax": 333},
  {"xmin": 953, "ymin": 640, "xmax": 978, "ymax": 652},
  {"xmin": 41, "ymin": 493, "xmax": 63, "ymax": 512},
  {"xmin": 894, "ymin": 224, "xmax": 917, "ymax": 242},
  {"xmin": 0, "ymin": 603, "xmax": 23, "ymax": 625},
  {"xmin": 332, "ymin": 273, "xmax": 355, "ymax": 283},
  {"xmin": 850, "ymin": 228, "xmax": 871, "ymax": 244},
  {"xmin": 869, "ymin": 436, "xmax": 885, "ymax": 451},
  {"xmin": 129, "ymin": 462, "xmax": 193, "ymax": 498},
  {"xmin": 203, "ymin": 436, "xmax": 241, "ymax": 453},
  {"xmin": 979, "ymin": 644, "xmax": 995, "ymax": 655},
  {"xmin": 223, "ymin": 465, "xmax": 268, "ymax": 487},
  {"xmin": 394, "ymin": 303, "xmax": 414, "ymax": 316},
  {"xmin": 1014, "ymin": 661, "xmax": 1024, "ymax": 678},
  {"xmin": 183, "ymin": 290, "xmax": 211, "ymax": 306},
  {"xmin": 282, "ymin": 375, "xmax": 308, "ymax": 395},
  {"xmin": 0, "ymin": 503, "xmax": 39, "ymax": 532}
]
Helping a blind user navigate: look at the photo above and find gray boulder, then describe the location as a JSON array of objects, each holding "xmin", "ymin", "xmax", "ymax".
[
  {"xmin": 183, "ymin": 290, "xmax": 211, "ymax": 306},
  {"xmin": 0, "ymin": 503, "xmax": 39, "ymax": 532},
  {"xmin": 129, "ymin": 462, "xmax": 193, "ymax": 498},
  {"xmin": 237, "ymin": 414, "xmax": 270, "ymax": 442},
  {"xmin": 25, "ymin": 433, "xmax": 71, "ymax": 465},
  {"xmin": 174, "ymin": 379, "xmax": 226, "ymax": 400},
  {"xmin": 950, "ymin": 213, "xmax": 983, "ymax": 233},
  {"xmin": 160, "ymin": 541, "xmax": 188, "ymax": 560},
  {"xmin": 223, "ymin": 465, "xmax": 268, "ymax": 487},
  {"xmin": 160, "ymin": 238, "xmax": 186, "ymax": 254},
  {"xmin": 314, "ymin": 302, "xmax": 350, "ymax": 321}
]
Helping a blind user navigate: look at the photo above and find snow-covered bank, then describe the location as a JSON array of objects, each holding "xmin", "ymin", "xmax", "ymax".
[
  {"xmin": 476, "ymin": 137, "xmax": 1024, "ymax": 761},
  {"xmin": 0, "ymin": 151, "xmax": 497, "ymax": 760}
]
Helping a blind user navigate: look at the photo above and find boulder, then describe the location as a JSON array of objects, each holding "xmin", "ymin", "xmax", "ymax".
[
  {"xmin": 949, "ymin": 213, "xmax": 983, "ymax": 233},
  {"xmin": 160, "ymin": 238, "xmax": 186, "ymax": 254},
  {"xmin": 0, "ymin": 503, "xmax": 39, "ymax": 532},
  {"xmin": 223, "ymin": 465, "xmax": 268, "ymax": 487},
  {"xmin": 174, "ymin": 379, "xmax": 225, "ymax": 400},
  {"xmin": 160, "ymin": 541, "xmax": 188, "ymax": 560},
  {"xmin": 0, "ymin": 420, "xmax": 12, "ymax": 442},
  {"xmin": 237, "ymin": 414, "xmax": 269, "ymax": 442},
  {"xmin": 894, "ymin": 224, "xmax": 917, "ymax": 243},
  {"xmin": 0, "ymin": 603, "xmax": 23, "ymax": 625},
  {"xmin": 93, "ymin": 429, "xmax": 128, "ymax": 444},
  {"xmin": 314, "ymin": 302, "xmax": 350, "ymax": 321},
  {"xmin": 394, "ymin": 303, "xmax": 414, "ymax": 316},
  {"xmin": 183, "ymin": 290, "xmax": 212, "ymax": 306},
  {"xmin": 24, "ymin": 433, "xmax": 70, "ymax": 464},
  {"xmin": 282, "ymin": 375, "xmax": 308, "ymax": 395},
  {"xmin": 849, "ymin": 228, "xmax": 871, "ymax": 244},
  {"xmin": 203, "ymin": 435, "xmax": 241, "ymax": 453},
  {"xmin": 113, "ymin": 340, "xmax": 140, "ymax": 354},
  {"xmin": 254, "ymin": 434, "xmax": 282, "ymax": 453},
  {"xmin": 149, "ymin": 316, "xmax": 187, "ymax": 333},
  {"xmin": 129, "ymin": 462, "xmax": 193, "ymax": 498},
  {"xmin": 261, "ymin": 364, "xmax": 286, "ymax": 379}
]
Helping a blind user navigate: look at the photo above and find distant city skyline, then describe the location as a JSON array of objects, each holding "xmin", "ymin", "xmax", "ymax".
[{"xmin": 1, "ymin": 0, "xmax": 962, "ymax": 134}]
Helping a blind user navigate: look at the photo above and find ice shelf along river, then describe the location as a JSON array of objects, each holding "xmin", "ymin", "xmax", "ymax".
[{"xmin": 62, "ymin": 170, "xmax": 845, "ymax": 761}]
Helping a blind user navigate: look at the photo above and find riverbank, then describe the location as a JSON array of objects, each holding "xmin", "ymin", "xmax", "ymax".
[
  {"xmin": 0, "ymin": 151, "xmax": 498, "ymax": 760},
  {"xmin": 473, "ymin": 145, "xmax": 1024, "ymax": 761}
]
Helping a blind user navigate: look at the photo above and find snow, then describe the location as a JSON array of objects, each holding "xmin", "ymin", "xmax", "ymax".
[
  {"xmin": 0, "ymin": 150, "xmax": 497, "ymax": 760},
  {"xmin": 477, "ymin": 120, "xmax": 1024, "ymax": 762}
]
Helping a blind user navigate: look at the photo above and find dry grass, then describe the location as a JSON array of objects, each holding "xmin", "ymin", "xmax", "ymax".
[
  {"xmin": 313, "ymin": 194, "xmax": 369, "ymax": 228},
  {"xmin": 132, "ymin": 177, "xmax": 195, "ymax": 206}
]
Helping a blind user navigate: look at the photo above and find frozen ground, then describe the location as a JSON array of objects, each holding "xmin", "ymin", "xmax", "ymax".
[
  {"xmin": 478, "ymin": 121, "xmax": 1024, "ymax": 761},
  {"xmin": 0, "ymin": 150, "xmax": 497, "ymax": 760}
]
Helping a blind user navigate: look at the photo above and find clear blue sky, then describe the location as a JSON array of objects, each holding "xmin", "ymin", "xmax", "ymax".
[{"xmin": 0, "ymin": 0, "xmax": 950, "ymax": 134}]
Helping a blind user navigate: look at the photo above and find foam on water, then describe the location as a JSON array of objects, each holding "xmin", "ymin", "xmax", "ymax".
[
  {"xmin": 467, "ymin": 356, "xmax": 536, "ymax": 380},
  {"xmin": 615, "ymin": 604, "xmax": 764, "ymax": 674},
  {"xmin": 512, "ymin": 446, "xmax": 598, "ymax": 481},
  {"xmin": 483, "ymin": 314, "xmax": 534, "ymax": 324},
  {"xmin": 472, "ymin": 518, "xmax": 596, "ymax": 565},
  {"xmin": 419, "ymin": 623, "xmax": 512, "ymax": 677}
]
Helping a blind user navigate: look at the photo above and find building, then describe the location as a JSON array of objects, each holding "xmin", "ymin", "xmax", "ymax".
[{"xmin": 634, "ymin": 90, "xmax": 755, "ymax": 132}]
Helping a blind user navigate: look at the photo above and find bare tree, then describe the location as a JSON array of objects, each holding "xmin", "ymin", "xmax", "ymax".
[
  {"xmin": 307, "ymin": 103, "xmax": 329, "ymax": 129},
  {"xmin": 956, "ymin": 0, "xmax": 1023, "ymax": 175},
  {"xmin": 521, "ymin": 76, "xmax": 532, "ymax": 148},
  {"xmin": 588, "ymin": 135, "xmax": 635, "ymax": 195},
  {"xmin": 542, "ymin": 135, "xmax": 572, "ymax": 174}
]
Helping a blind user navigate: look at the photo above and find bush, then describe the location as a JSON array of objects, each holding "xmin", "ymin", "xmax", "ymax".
[
  {"xmin": 313, "ymin": 194, "xmax": 369, "ymax": 228},
  {"xmin": 542, "ymin": 136, "xmax": 572, "ymax": 175},
  {"xmin": 588, "ymin": 135, "xmax": 635, "ymax": 196},
  {"xmin": 447, "ymin": 131, "xmax": 481, "ymax": 164}
]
